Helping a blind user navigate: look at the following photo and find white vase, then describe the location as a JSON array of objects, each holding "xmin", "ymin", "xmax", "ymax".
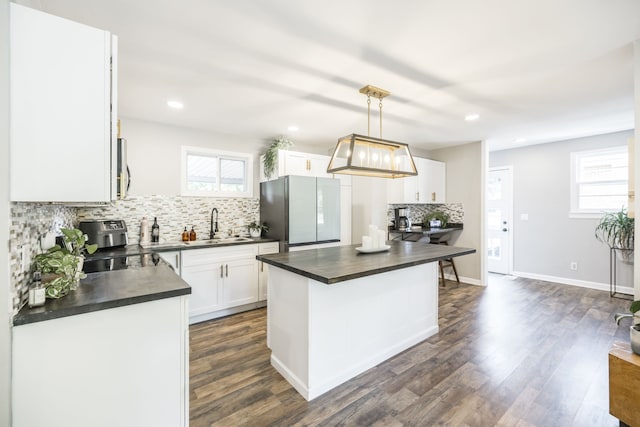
[
  {"xmin": 71, "ymin": 256, "xmax": 84, "ymax": 290},
  {"xmin": 249, "ymin": 229, "xmax": 261, "ymax": 238}
]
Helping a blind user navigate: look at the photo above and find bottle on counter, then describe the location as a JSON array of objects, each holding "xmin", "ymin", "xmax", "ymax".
[
  {"xmin": 28, "ymin": 271, "xmax": 45, "ymax": 308},
  {"xmin": 151, "ymin": 217, "xmax": 160, "ymax": 243},
  {"xmin": 189, "ymin": 226, "xmax": 196, "ymax": 241},
  {"xmin": 140, "ymin": 217, "xmax": 150, "ymax": 244},
  {"xmin": 182, "ymin": 227, "xmax": 189, "ymax": 242}
]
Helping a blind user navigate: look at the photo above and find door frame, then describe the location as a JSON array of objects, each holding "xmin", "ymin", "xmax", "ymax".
[{"xmin": 487, "ymin": 165, "xmax": 514, "ymax": 275}]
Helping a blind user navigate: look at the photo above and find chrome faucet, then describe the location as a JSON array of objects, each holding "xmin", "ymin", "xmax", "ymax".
[{"xmin": 210, "ymin": 208, "xmax": 219, "ymax": 239}]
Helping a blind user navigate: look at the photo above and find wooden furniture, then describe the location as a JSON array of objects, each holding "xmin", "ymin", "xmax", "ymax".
[{"xmin": 609, "ymin": 341, "xmax": 640, "ymax": 427}]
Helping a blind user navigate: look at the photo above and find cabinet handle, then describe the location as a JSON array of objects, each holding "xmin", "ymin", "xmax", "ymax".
[
  {"xmin": 432, "ymin": 192, "xmax": 436, "ymax": 202},
  {"xmin": 220, "ymin": 265, "xmax": 223, "ymax": 278},
  {"xmin": 416, "ymin": 192, "xmax": 420, "ymax": 201},
  {"xmin": 175, "ymin": 255, "xmax": 180, "ymax": 270},
  {"xmin": 225, "ymin": 264, "xmax": 228, "ymax": 277},
  {"xmin": 261, "ymin": 261, "xmax": 264, "ymax": 273}
]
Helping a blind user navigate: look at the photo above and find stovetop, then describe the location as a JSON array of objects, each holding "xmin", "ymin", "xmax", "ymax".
[{"xmin": 83, "ymin": 253, "xmax": 167, "ymax": 273}]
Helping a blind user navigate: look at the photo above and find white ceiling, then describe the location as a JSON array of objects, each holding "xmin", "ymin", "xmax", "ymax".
[{"xmin": 21, "ymin": 0, "xmax": 640, "ymax": 152}]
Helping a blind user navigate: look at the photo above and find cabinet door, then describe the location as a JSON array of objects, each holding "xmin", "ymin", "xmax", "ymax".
[
  {"xmin": 283, "ymin": 151, "xmax": 313, "ymax": 176},
  {"xmin": 288, "ymin": 176, "xmax": 317, "ymax": 244},
  {"xmin": 423, "ymin": 159, "xmax": 446, "ymax": 203},
  {"xmin": 258, "ymin": 242, "xmax": 279, "ymax": 301},
  {"xmin": 387, "ymin": 171, "xmax": 419, "ymax": 204},
  {"xmin": 10, "ymin": 4, "xmax": 114, "ymax": 202},
  {"xmin": 181, "ymin": 262, "xmax": 223, "ymax": 317},
  {"xmin": 223, "ymin": 257, "xmax": 259, "ymax": 307},
  {"xmin": 159, "ymin": 251, "xmax": 181, "ymax": 275}
]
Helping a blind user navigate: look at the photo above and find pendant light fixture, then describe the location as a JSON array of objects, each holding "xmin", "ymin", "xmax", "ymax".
[{"xmin": 327, "ymin": 85, "xmax": 418, "ymax": 178}]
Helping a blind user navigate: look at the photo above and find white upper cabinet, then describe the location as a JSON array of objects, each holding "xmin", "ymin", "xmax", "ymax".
[
  {"xmin": 387, "ymin": 157, "xmax": 446, "ymax": 204},
  {"xmin": 10, "ymin": 4, "xmax": 117, "ymax": 202},
  {"xmin": 260, "ymin": 150, "xmax": 332, "ymax": 181}
]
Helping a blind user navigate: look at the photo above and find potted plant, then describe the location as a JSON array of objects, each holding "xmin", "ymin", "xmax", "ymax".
[
  {"xmin": 423, "ymin": 211, "xmax": 449, "ymax": 229},
  {"xmin": 33, "ymin": 228, "xmax": 98, "ymax": 299},
  {"xmin": 263, "ymin": 137, "xmax": 293, "ymax": 180},
  {"xmin": 247, "ymin": 221, "xmax": 269, "ymax": 238},
  {"xmin": 614, "ymin": 300, "xmax": 640, "ymax": 355},
  {"xmin": 595, "ymin": 207, "xmax": 634, "ymax": 261}
]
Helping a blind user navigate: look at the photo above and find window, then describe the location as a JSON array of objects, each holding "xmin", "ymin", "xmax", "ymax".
[
  {"xmin": 181, "ymin": 146, "xmax": 253, "ymax": 197},
  {"xmin": 570, "ymin": 146, "xmax": 628, "ymax": 217}
]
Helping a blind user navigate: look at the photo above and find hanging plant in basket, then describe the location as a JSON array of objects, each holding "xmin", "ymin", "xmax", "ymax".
[
  {"xmin": 595, "ymin": 207, "xmax": 634, "ymax": 262},
  {"xmin": 263, "ymin": 137, "xmax": 293, "ymax": 179}
]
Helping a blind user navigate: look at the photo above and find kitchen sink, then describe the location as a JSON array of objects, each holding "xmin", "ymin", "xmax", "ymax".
[{"xmin": 183, "ymin": 237, "xmax": 254, "ymax": 246}]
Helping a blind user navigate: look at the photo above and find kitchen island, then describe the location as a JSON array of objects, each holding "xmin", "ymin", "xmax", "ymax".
[{"xmin": 256, "ymin": 241, "xmax": 475, "ymax": 400}]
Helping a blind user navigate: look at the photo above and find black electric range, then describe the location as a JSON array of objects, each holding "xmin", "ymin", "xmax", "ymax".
[{"xmin": 83, "ymin": 253, "xmax": 167, "ymax": 273}]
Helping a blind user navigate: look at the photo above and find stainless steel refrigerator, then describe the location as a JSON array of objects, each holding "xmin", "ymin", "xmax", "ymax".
[{"xmin": 260, "ymin": 176, "xmax": 341, "ymax": 252}]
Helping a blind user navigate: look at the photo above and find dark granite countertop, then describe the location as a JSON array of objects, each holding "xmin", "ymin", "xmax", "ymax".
[
  {"xmin": 13, "ymin": 263, "xmax": 191, "ymax": 326},
  {"xmin": 87, "ymin": 237, "xmax": 279, "ymax": 260},
  {"xmin": 389, "ymin": 223, "xmax": 463, "ymax": 234},
  {"xmin": 256, "ymin": 241, "xmax": 475, "ymax": 284}
]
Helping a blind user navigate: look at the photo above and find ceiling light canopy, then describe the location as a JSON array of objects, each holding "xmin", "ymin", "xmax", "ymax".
[{"xmin": 327, "ymin": 85, "xmax": 417, "ymax": 179}]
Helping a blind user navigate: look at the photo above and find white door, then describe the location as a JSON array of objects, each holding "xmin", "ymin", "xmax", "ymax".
[{"xmin": 487, "ymin": 167, "xmax": 513, "ymax": 274}]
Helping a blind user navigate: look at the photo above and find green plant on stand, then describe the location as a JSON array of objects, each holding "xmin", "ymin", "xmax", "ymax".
[
  {"xmin": 595, "ymin": 207, "xmax": 634, "ymax": 262},
  {"xmin": 263, "ymin": 137, "xmax": 293, "ymax": 179},
  {"xmin": 34, "ymin": 228, "xmax": 98, "ymax": 299}
]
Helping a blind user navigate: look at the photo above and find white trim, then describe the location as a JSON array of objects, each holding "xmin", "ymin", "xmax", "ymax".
[
  {"xmin": 512, "ymin": 270, "xmax": 634, "ymax": 295},
  {"xmin": 180, "ymin": 145, "xmax": 254, "ymax": 198},
  {"xmin": 442, "ymin": 272, "xmax": 485, "ymax": 286},
  {"xmin": 487, "ymin": 164, "xmax": 514, "ymax": 275},
  {"xmin": 569, "ymin": 146, "xmax": 628, "ymax": 215}
]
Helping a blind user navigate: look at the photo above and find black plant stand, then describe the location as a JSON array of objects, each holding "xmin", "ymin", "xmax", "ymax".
[{"xmin": 610, "ymin": 247, "xmax": 634, "ymax": 299}]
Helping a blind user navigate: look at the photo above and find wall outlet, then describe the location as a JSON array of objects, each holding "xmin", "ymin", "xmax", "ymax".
[
  {"xmin": 20, "ymin": 244, "xmax": 31, "ymax": 274},
  {"xmin": 570, "ymin": 262, "xmax": 578, "ymax": 271}
]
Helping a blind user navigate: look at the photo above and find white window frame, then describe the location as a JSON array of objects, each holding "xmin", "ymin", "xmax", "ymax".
[
  {"xmin": 569, "ymin": 146, "xmax": 628, "ymax": 219},
  {"xmin": 181, "ymin": 146, "xmax": 254, "ymax": 198}
]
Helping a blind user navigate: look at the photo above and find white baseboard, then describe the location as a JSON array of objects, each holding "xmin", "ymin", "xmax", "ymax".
[
  {"xmin": 511, "ymin": 270, "xmax": 634, "ymax": 295},
  {"xmin": 442, "ymin": 273, "xmax": 485, "ymax": 286}
]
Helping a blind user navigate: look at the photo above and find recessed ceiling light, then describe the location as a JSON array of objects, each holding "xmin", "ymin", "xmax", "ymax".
[
  {"xmin": 515, "ymin": 137, "xmax": 527, "ymax": 143},
  {"xmin": 288, "ymin": 125, "xmax": 299, "ymax": 132},
  {"xmin": 167, "ymin": 100, "xmax": 184, "ymax": 109},
  {"xmin": 464, "ymin": 113, "xmax": 479, "ymax": 121}
]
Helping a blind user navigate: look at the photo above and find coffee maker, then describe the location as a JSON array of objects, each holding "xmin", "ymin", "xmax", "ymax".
[{"xmin": 394, "ymin": 207, "xmax": 410, "ymax": 231}]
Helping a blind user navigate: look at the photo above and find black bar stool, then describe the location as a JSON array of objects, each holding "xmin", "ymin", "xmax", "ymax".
[{"xmin": 430, "ymin": 235, "xmax": 459, "ymax": 286}]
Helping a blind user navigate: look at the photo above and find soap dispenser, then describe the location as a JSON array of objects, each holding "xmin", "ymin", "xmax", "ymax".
[
  {"xmin": 189, "ymin": 227, "xmax": 197, "ymax": 241},
  {"xmin": 182, "ymin": 227, "xmax": 189, "ymax": 242}
]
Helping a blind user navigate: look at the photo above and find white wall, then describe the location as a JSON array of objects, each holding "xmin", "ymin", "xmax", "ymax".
[
  {"xmin": 1, "ymin": 0, "xmax": 11, "ymax": 423},
  {"xmin": 350, "ymin": 176, "xmax": 389, "ymax": 244},
  {"xmin": 121, "ymin": 117, "xmax": 326, "ymax": 197},
  {"xmin": 491, "ymin": 130, "xmax": 634, "ymax": 292},
  {"xmin": 429, "ymin": 142, "xmax": 484, "ymax": 284}
]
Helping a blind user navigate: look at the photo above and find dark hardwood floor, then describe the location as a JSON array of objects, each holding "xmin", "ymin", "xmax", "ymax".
[{"xmin": 189, "ymin": 275, "xmax": 633, "ymax": 426}]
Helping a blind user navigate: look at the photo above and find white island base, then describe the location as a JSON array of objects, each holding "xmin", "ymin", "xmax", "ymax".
[{"xmin": 267, "ymin": 262, "xmax": 439, "ymax": 401}]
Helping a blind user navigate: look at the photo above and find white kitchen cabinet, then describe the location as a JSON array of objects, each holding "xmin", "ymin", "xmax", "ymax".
[
  {"xmin": 159, "ymin": 250, "xmax": 181, "ymax": 275},
  {"xmin": 423, "ymin": 158, "xmax": 446, "ymax": 203},
  {"xmin": 13, "ymin": 296, "xmax": 189, "ymax": 427},
  {"xmin": 258, "ymin": 242, "xmax": 280, "ymax": 301},
  {"xmin": 387, "ymin": 157, "xmax": 446, "ymax": 204},
  {"xmin": 260, "ymin": 149, "xmax": 332, "ymax": 181},
  {"xmin": 10, "ymin": 4, "xmax": 117, "ymax": 202},
  {"xmin": 181, "ymin": 245, "xmax": 259, "ymax": 324}
]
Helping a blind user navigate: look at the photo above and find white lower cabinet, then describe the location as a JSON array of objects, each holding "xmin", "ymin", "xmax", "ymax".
[
  {"xmin": 258, "ymin": 242, "xmax": 280, "ymax": 301},
  {"xmin": 13, "ymin": 296, "xmax": 189, "ymax": 427},
  {"xmin": 181, "ymin": 244, "xmax": 273, "ymax": 324}
]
